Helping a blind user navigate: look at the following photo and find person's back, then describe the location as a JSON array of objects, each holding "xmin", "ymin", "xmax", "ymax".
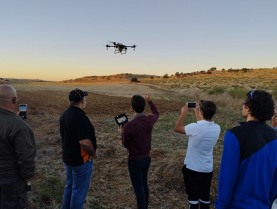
[
  {"xmin": 231, "ymin": 122, "xmax": 276, "ymax": 208},
  {"xmin": 0, "ymin": 84, "xmax": 36, "ymax": 209},
  {"xmin": 175, "ymin": 100, "xmax": 220, "ymax": 209},
  {"xmin": 0, "ymin": 109, "xmax": 35, "ymax": 182},
  {"xmin": 123, "ymin": 111, "xmax": 158, "ymax": 160},
  {"xmin": 185, "ymin": 120, "xmax": 220, "ymax": 172},
  {"xmin": 119, "ymin": 93, "xmax": 159, "ymax": 209},
  {"xmin": 60, "ymin": 88, "xmax": 97, "ymax": 209},
  {"xmin": 60, "ymin": 106, "xmax": 95, "ymax": 166},
  {"xmin": 216, "ymin": 90, "xmax": 277, "ymax": 209}
]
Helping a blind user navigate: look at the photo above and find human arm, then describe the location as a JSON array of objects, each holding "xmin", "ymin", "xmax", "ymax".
[
  {"xmin": 79, "ymin": 139, "xmax": 96, "ymax": 157},
  {"xmin": 194, "ymin": 102, "xmax": 201, "ymax": 121},
  {"xmin": 174, "ymin": 105, "xmax": 188, "ymax": 134},
  {"xmin": 119, "ymin": 124, "xmax": 132, "ymax": 149},
  {"xmin": 215, "ymin": 131, "xmax": 240, "ymax": 209},
  {"xmin": 145, "ymin": 93, "xmax": 159, "ymax": 123},
  {"xmin": 14, "ymin": 125, "xmax": 36, "ymax": 180},
  {"xmin": 76, "ymin": 115, "xmax": 97, "ymax": 158}
]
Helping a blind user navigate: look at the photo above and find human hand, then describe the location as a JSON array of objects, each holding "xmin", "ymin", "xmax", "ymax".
[
  {"xmin": 181, "ymin": 105, "xmax": 189, "ymax": 115},
  {"xmin": 145, "ymin": 93, "xmax": 150, "ymax": 102},
  {"xmin": 118, "ymin": 125, "xmax": 123, "ymax": 133},
  {"xmin": 194, "ymin": 102, "xmax": 200, "ymax": 112}
]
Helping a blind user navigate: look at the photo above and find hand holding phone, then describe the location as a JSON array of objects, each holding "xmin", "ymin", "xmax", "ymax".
[{"xmin": 114, "ymin": 113, "xmax": 128, "ymax": 126}]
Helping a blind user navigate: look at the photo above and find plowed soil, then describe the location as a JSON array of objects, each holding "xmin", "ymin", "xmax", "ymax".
[{"xmin": 15, "ymin": 82, "xmax": 220, "ymax": 209}]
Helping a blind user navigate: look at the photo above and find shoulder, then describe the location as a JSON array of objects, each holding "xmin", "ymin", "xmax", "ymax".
[
  {"xmin": 8, "ymin": 114, "xmax": 33, "ymax": 133},
  {"xmin": 211, "ymin": 122, "xmax": 221, "ymax": 130},
  {"xmin": 185, "ymin": 122, "xmax": 198, "ymax": 132}
]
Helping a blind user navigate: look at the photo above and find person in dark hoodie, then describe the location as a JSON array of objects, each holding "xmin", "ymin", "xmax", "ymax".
[
  {"xmin": 215, "ymin": 90, "xmax": 277, "ymax": 209},
  {"xmin": 0, "ymin": 84, "xmax": 36, "ymax": 209},
  {"xmin": 118, "ymin": 93, "xmax": 159, "ymax": 209}
]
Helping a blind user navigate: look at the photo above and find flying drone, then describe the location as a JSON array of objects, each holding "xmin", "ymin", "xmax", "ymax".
[{"xmin": 106, "ymin": 42, "xmax": 136, "ymax": 54}]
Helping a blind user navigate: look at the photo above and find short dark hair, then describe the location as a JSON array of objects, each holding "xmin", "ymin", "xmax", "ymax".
[
  {"xmin": 131, "ymin": 95, "xmax": 146, "ymax": 113},
  {"xmin": 199, "ymin": 100, "xmax": 216, "ymax": 120},
  {"xmin": 244, "ymin": 90, "xmax": 274, "ymax": 121},
  {"xmin": 69, "ymin": 89, "xmax": 88, "ymax": 102}
]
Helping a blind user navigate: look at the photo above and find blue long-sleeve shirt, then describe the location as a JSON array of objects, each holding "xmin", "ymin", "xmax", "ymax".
[{"xmin": 215, "ymin": 121, "xmax": 277, "ymax": 209}]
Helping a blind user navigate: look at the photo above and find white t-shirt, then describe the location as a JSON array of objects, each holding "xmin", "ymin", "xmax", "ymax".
[{"xmin": 184, "ymin": 120, "xmax": 220, "ymax": 173}]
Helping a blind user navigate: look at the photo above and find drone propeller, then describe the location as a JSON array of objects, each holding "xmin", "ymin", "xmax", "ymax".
[{"xmin": 110, "ymin": 41, "xmax": 117, "ymax": 45}]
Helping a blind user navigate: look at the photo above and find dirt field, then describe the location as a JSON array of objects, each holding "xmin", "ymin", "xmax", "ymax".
[
  {"xmin": 7, "ymin": 81, "xmax": 251, "ymax": 209},
  {"xmin": 12, "ymin": 82, "xmax": 192, "ymax": 208},
  {"xmin": 2, "ymin": 69, "xmax": 275, "ymax": 208}
]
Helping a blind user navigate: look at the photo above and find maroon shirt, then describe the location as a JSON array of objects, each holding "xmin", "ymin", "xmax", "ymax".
[{"xmin": 121, "ymin": 101, "xmax": 159, "ymax": 160}]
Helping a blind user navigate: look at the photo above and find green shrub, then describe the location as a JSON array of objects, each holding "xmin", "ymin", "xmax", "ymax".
[
  {"xmin": 208, "ymin": 86, "xmax": 225, "ymax": 95},
  {"xmin": 228, "ymin": 87, "xmax": 249, "ymax": 99}
]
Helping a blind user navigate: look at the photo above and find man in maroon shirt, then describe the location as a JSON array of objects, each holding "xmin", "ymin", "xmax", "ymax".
[{"xmin": 118, "ymin": 93, "xmax": 159, "ymax": 209}]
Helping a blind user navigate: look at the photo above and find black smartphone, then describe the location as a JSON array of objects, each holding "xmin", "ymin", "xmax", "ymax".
[{"xmin": 187, "ymin": 102, "xmax": 196, "ymax": 108}]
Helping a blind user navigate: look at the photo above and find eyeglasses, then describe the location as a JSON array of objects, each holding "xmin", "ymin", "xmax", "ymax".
[{"xmin": 250, "ymin": 90, "xmax": 256, "ymax": 98}]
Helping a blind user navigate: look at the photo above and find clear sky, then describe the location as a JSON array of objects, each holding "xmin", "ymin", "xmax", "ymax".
[{"xmin": 1, "ymin": 0, "xmax": 276, "ymax": 81}]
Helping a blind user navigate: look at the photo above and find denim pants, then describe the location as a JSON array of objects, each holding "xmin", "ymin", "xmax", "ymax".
[
  {"xmin": 0, "ymin": 177, "xmax": 27, "ymax": 209},
  {"xmin": 128, "ymin": 157, "xmax": 151, "ymax": 209},
  {"xmin": 62, "ymin": 161, "xmax": 93, "ymax": 209}
]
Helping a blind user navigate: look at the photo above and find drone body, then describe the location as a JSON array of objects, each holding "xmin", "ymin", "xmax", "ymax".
[{"xmin": 106, "ymin": 42, "xmax": 136, "ymax": 54}]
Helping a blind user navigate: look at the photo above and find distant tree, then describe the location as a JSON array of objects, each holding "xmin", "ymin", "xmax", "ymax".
[
  {"xmin": 163, "ymin": 74, "xmax": 169, "ymax": 79},
  {"xmin": 175, "ymin": 72, "xmax": 180, "ymax": 78},
  {"xmin": 131, "ymin": 77, "xmax": 139, "ymax": 82},
  {"xmin": 242, "ymin": 68, "xmax": 250, "ymax": 73},
  {"xmin": 150, "ymin": 76, "xmax": 154, "ymax": 79}
]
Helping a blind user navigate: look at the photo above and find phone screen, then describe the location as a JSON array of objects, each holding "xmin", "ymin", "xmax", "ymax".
[{"xmin": 19, "ymin": 104, "xmax": 27, "ymax": 111}]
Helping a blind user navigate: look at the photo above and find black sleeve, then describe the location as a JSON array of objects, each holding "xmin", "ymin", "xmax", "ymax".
[
  {"xmin": 14, "ymin": 124, "xmax": 36, "ymax": 180},
  {"xmin": 75, "ymin": 116, "xmax": 97, "ymax": 150}
]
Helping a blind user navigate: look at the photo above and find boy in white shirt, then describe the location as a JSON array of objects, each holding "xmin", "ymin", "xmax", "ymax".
[{"xmin": 175, "ymin": 100, "xmax": 220, "ymax": 209}]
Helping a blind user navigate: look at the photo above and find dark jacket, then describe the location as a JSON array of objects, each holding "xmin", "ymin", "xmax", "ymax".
[
  {"xmin": 0, "ymin": 108, "xmax": 36, "ymax": 184},
  {"xmin": 60, "ymin": 106, "xmax": 97, "ymax": 166}
]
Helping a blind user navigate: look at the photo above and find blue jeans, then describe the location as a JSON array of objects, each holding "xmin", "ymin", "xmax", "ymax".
[
  {"xmin": 128, "ymin": 157, "xmax": 151, "ymax": 209},
  {"xmin": 62, "ymin": 161, "xmax": 93, "ymax": 209}
]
